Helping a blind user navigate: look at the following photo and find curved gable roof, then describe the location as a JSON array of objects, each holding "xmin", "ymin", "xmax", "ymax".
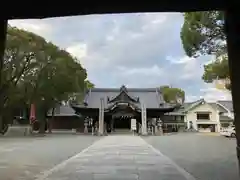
[
  {"xmin": 107, "ymin": 85, "xmax": 139, "ymax": 103},
  {"xmin": 83, "ymin": 87, "xmax": 167, "ymax": 109}
]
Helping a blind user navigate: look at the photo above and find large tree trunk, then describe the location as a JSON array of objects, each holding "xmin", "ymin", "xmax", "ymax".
[
  {"xmin": 38, "ymin": 108, "xmax": 47, "ymax": 134},
  {"xmin": 38, "ymin": 117, "xmax": 46, "ymax": 134}
]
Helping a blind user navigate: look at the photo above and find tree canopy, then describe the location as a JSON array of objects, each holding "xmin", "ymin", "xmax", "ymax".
[
  {"xmin": 0, "ymin": 26, "xmax": 93, "ymax": 132},
  {"xmin": 84, "ymin": 80, "xmax": 95, "ymax": 89},
  {"xmin": 181, "ymin": 11, "xmax": 225, "ymax": 57},
  {"xmin": 160, "ymin": 86, "xmax": 185, "ymax": 104},
  {"xmin": 180, "ymin": 11, "xmax": 230, "ymax": 90}
]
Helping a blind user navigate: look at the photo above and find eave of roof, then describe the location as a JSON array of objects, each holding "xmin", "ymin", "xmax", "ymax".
[
  {"xmin": 220, "ymin": 115, "xmax": 234, "ymax": 121},
  {"xmin": 171, "ymin": 99, "xmax": 205, "ymax": 114},
  {"xmin": 90, "ymin": 87, "xmax": 160, "ymax": 92},
  {"xmin": 217, "ymin": 101, "xmax": 233, "ymax": 112},
  {"xmin": 166, "ymin": 112, "xmax": 185, "ymax": 115},
  {"xmin": 47, "ymin": 114, "xmax": 79, "ymax": 117},
  {"xmin": 5, "ymin": 1, "xmax": 224, "ymax": 20},
  {"xmin": 106, "ymin": 101, "xmax": 141, "ymax": 111}
]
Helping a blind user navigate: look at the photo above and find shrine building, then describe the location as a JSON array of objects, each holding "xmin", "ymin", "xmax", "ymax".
[{"xmin": 69, "ymin": 85, "xmax": 179, "ymax": 135}]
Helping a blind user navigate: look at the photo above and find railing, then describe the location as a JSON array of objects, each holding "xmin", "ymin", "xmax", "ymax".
[{"xmin": 196, "ymin": 119, "xmax": 211, "ymax": 121}]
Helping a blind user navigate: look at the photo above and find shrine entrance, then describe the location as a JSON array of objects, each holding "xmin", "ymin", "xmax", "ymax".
[
  {"xmin": 106, "ymin": 105, "xmax": 141, "ymax": 134},
  {"xmin": 114, "ymin": 116, "xmax": 131, "ymax": 129}
]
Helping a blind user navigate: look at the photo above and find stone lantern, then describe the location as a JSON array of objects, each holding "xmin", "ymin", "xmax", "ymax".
[
  {"xmin": 156, "ymin": 118, "xmax": 163, "ymax": 136},
  {"xmin": 147, "ymin": 120, "xmax": 152, "ymax": 134}
]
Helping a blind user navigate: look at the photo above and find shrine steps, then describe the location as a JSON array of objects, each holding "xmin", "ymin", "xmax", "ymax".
[{"xmin": 110, "ymin": 129, "xmax": 132, "ymax": 135}]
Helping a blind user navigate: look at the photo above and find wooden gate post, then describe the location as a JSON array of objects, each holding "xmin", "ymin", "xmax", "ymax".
[
  {"xmin": 0, "ymin": 20, "xmax": 7, "ymax": 132},
  {"xmin": 225, "ymin": 9, "xmax": 240, "ymax": 175}
]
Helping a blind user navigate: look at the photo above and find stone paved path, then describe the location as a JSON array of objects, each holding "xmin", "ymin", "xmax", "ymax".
[{"xmin": 36, "ymin": 136, "xmax": 196, "ymax": 180}]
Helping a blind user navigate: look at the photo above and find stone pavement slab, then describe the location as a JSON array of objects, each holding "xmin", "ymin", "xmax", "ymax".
[
  {"xmin": 0, "ymin": 136, "xmax": 100, "ymax": 180},
  {"xmin": 36, "ymin": 136, "xmax": 196, "ymax": 180}
]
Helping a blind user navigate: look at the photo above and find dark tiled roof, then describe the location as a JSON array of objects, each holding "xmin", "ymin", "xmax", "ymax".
[
  {"xmin": 217, "ymin": 101, "xmax": 233, "ymax": 112},
  {"xmin": 83, "ymin": 87, "xmax": 167, "ymax": 109}
]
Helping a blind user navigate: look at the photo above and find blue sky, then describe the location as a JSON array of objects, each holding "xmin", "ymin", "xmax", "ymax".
[{"xmin": 9, "ymin": 13, "xmax": 232, "ymax": 102}]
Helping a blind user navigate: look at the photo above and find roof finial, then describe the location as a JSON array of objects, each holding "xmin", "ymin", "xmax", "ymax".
[{"xmin": 120, "ymin": 85, "xmax": 127, "ymax": 92}]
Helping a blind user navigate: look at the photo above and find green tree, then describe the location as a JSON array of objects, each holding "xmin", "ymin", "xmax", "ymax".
[
  {"xmin": 160, "ymin": 86, "xmax": 185, "ymax": 104},
  {"xmin": 20, "ymin": 42, "xmax": 87, "ymax": 133},
  {"xmin": 181, "ymin": 11, "xmax": 225, "ymax": 57},
  {"xmin": 180, "ymin": 11, "xmax": 230, "ymax": 89},
  {"xmin": 69, "ymin": 80, "xmax": 95, "ymax": 105},
  {"xmin": 202, "ymin": 54, "xmax": 231, "ymax": 90},
  {"xmin": 85, "ymin": 80, "xmax": 95, "ymax": 89},
  {"xmin": 0, "ymin": 26, "xmax": 91, "ymax": 132},
  {"xmin": 0, "ymin": 26, "xmax": 46, "ymax": 130}
]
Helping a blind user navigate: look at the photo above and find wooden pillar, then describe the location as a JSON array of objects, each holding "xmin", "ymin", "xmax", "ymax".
[
  {"xmin": 95, "ymin": 120, "xmax": 98, "ymax": 135},
  {"xmin": 0, "ymin": 20, "xmax": 7, "ymax": 132},
  {"xmin": 225, "ymin": 10, "xmax": 240, "ymax": 174},
  {"xmin": 141, "ymin": 103, "xmax": 147, "ymax": 135},
  {"xmin": 91, "ymin": 118, "xmax": 94, "ymax": 136},
  {"xmin": 98, "ymin": 98, "xmax": 104, "ymax": 135},
  {"xmin": 147, "ymin": 119, "xmax": 151, "ymax": 134},
  {"xmin": 111, "ymin": 118, "xmax": 114, "ymax": 132},
  {"xmin": 0, "ymin": 19, "xmax": 7, "ymax": 90}
]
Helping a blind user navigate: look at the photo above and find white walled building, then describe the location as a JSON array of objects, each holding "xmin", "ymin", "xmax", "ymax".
[{"xmin": 166, "ymin": 99, "xmax": 234, "ymax": 133}]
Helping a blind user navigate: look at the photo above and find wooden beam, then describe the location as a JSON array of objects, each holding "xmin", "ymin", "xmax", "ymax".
[
  {"xmin": 0, "ymin": 20, "xmax": 7, "ymax": 91},
  {"xmin": 4, "ymin": 1, "xmax": 225, "ymax": 20},
  {"xmin": 0, "ymin": 19, "xmax": 7, "ymax": 131}
]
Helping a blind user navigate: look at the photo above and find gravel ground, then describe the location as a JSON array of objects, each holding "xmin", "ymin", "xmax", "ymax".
[
  {"xmin": 0, "ymin": 134, "xmax": 101, "ymax": 180},
  {"xmin": 144, "ymin": 133, "xmax": 239, "ymax": 180}
]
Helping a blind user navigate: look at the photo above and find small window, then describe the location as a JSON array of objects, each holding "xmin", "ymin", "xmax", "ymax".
[
  {"xmin": 197, "ymin": 113, "xmax": 210, "ymax": 120},
  {"xmin": 181, "ymin": 116, "xmax": 184, "ymax": 121}
]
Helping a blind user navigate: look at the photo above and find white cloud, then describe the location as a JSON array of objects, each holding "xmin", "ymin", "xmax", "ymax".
[
  {"xmin": 67, "ymin": 43, "xmax": 87, "ymax": 61},
  {"xmin": 130, "ymin": 33, "xmax": 144, "ymax": 39},
  {"xmin": 180, "ymin": 58, "xmax": 202, "ymax": 80},
  {"xmin": 66, "ymin": 43, "xmax": 108, "ymax": 71},
  {"xmin": 166, "ymin": 56, "xmax": 195, "ymax": 64},
  {"xmin": 186, "ymin": 89, "xmax": 232, "ymax": 103},
  {"xmin": 200, "ymin": 87, "xmax": 232, "ymax": 102},
  {"xmin": 8, "ymin": 19, "xmax": 52, "ymax": 38},
  {"xmin": 185, "ymin": 95, "xmax": 200, "ymax": 102},
  {"xmin": 106, "ymin": 35, "xmax": 114, "ymax": 41},
  {"xmin": 185, "ymin": 83, "xmax": 232, "ymax": 103},
  {"xmin": 141, "ymin": 13, "xmax": 167, "ymax": 31},
  {"xmin": 117, "ymin": 65, "xmax": 163, "ymax": 77},
  {"xmin": 200, "ymin": 87, "xmax": 217, "ymax": 92}
]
